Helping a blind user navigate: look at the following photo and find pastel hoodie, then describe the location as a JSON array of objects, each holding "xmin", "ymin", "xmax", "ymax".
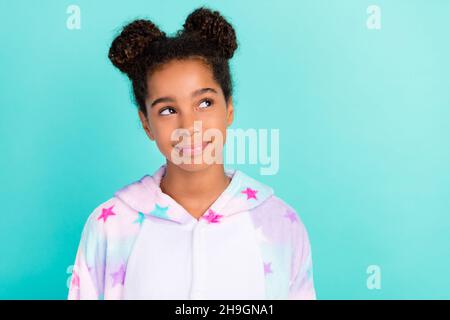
[{"xmin": 67, "ymin": 164, "xmax": 316, "ymax": 300}]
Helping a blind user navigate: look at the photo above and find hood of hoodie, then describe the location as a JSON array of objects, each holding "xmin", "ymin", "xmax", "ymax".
[{"xmin": 114, "ymin": 164, "xmax": 274, "ymax": 224}]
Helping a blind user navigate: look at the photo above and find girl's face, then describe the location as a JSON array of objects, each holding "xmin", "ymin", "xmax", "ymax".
[{"xmin": 138, "ymin": 57, "xmax": 234, "ymax": 172}]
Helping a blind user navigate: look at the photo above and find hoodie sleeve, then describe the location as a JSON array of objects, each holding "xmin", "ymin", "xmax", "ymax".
[
  {"xmin": 68, "ymin": 204, "xmax": 108, "ymax": 300},
  {"xmin": 288, "ymin": 214, "xmax": 317, "ymax": 300}
]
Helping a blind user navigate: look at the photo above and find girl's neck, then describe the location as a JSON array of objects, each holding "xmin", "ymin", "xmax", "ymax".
[{"xmin": 159, "ymin": 161, "xmax": 231, "ymax": 218}]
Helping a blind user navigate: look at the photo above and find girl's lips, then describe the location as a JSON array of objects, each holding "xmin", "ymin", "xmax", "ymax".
[{"xmin": 175, "ymin": 141, "xmax": 211, "ymax": 156}]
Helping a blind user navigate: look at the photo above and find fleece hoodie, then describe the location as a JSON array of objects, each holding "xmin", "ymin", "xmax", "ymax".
[{"xmin": 68, "ymin": 164, "xmax": 316, "ymax": 300}]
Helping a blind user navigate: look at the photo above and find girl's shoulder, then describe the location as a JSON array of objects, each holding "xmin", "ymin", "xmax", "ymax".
[
  {"xmin": 81, "ymin": 172, "xmax": 157, "ymax": 231},
  {"xmin": 251, "ymin": 193, "xmax": 305, "ymax": 224},
  {"xmin": 80, "ymin": 194, "xmax": 143, "ymax": 241},
  {"xmin": 248, "ymin": 193, "xmax": 311, "ymax": 245}
]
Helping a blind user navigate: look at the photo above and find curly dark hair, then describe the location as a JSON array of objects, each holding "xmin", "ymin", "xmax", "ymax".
[{"xmin": 108, "ymin": 6, "xmax": 238, "ymax": 117}]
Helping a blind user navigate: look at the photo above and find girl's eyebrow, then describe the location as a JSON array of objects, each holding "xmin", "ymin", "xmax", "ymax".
[{"xmin": 150, "ymin": 87, "xmax": 218, "ymax": 108}]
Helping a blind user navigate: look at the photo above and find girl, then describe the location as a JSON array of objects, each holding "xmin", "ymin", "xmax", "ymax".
[{"xmin": 68, "ymin": 6, "xmax": 316, "ymax": 300}]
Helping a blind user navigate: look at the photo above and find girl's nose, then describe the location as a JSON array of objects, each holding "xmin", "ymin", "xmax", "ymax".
[{"xmin": 180, "ymin": 113, "xmax": 201, "ymax": 136}]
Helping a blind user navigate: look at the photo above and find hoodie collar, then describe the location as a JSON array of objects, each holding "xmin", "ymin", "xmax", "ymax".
[{"xmin": 114, "ymin": 164, "xmax": 274, "ymax": 225}]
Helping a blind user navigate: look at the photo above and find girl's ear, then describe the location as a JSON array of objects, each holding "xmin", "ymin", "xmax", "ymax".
[
  {"xmin": 138, "ymin": 110, "xmax": 155, "ymax": 141},
  {"xmin": 226, "ymin": 97, "xmax": 234, "ymax": 127}
]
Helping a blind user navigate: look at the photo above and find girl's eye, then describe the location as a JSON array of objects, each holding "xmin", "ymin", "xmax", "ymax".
[
  {"xmin": 199, "ymin": 99, "xmax": 213, "ymax": 109},
  {"xmin": 159, "ymin": 107, "xmax": 176, "ymax": 116}
]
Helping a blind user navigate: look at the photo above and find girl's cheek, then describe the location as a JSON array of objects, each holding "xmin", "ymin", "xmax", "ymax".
[{"xmin": 162, "ymin": 126, "xmax": 180, "ymax": 146}]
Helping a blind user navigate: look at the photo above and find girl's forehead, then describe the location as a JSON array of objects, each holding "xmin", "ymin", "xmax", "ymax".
[{"xmin": 147, "ymin": 59, "xmax": 217, "ymax": 96}]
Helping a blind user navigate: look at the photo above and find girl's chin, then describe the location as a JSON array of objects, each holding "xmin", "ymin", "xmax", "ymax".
[
  {"xmin": 167, "ymin": 161, "xmax": 214, "ymax": 173},
  {"xmin": 166, "ymin": 154, "xmax": 224, "ymax": 172}
]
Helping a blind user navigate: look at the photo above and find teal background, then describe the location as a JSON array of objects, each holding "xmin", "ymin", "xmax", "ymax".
[{"xmin": 1, "ymin": 0, "xmax": 449, "ymax": 299}]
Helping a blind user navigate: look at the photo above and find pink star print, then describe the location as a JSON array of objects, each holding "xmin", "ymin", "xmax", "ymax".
[
  {"xmin": 284, "ymin": 209, "xmax": 298, "ymax": 223},
  {"xmin": 201, "ymin": 209, "xmax": 223, "ymax": 224},
  {"xmin": 97, "ymin": 205, "xmax": 116, "ymax": 222},
  {"xmin": 111, "ymin": 264, "xmax": 126, "ymax": 287},
  {"xmin": 241, "ymin": 187, "xmax": 258, "ymax": 200},
  {"xmin": 263, "ymin": 262, "xmax": 273, "ymax": 275},
  {"xmin": 71, "ymin": 270, "xmax": 80, "ymax": 288}
]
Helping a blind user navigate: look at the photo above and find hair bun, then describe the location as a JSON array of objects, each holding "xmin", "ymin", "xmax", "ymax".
[
  {"xmin": 108, "ymin": 19, "xmax": 166, "ymax": 75},
  {"xmin": 182, "ymin": 7, "xmax": 238, "ymax": 59}
]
